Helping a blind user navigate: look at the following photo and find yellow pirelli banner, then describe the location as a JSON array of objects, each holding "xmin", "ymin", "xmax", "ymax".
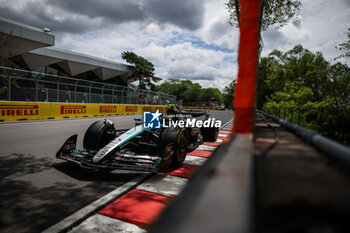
[{"xmin": 0, "ymin": 101, "xmax": 169, "ymax": 121}]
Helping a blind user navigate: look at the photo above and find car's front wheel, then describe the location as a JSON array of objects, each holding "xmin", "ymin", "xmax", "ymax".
[{"xmin": 83, "ymin": 119, "xmax": 116, "ymax": 150}]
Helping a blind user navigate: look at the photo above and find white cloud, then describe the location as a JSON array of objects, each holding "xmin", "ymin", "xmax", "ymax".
[
  {"xmin": 134, "ymin": 42, "xmax": 236, "ymax": 88},
  {"xmin": 51, "ymin": 0, "xmax": 237, "ymax": 90},
  {"xmin": 2, "ymin": 0, "xmax": 348, "ymax": 91}
]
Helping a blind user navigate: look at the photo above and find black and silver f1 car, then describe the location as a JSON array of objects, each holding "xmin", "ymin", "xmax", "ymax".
[{"xmin": 56, "ymin": 115, "xmax": 219, "ymax": 172}]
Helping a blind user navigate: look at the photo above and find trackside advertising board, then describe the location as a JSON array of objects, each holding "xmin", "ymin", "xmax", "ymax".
[{"xmin": 0, "ymin": 101, "xmax": 169, "ymax": 121}]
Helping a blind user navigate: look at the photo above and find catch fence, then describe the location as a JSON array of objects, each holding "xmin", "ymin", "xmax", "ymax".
[{"xmin": 0, "ymin": 66, "xmax": 176, "ymax": 105}]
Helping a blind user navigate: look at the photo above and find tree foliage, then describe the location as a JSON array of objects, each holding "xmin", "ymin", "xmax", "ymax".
[
  {"xmin": 223, "ymin": 80, "xmax": 236, "ymax": 109},
  {"xmin": 259, "ymin": 45, "xmax": 350, "ymax": 144},
  {"xmin": 226, "ymin": 0, "xmax": 301, "ymax": 31},
  {"xmin": 335, "ymin": 27, "xmax": 350, "ymax": 60},
  {"xmin": 156, "ymin": 78, "xmax": 224, "ymax": 105},
  {"xmin": 121, "ymin": 51, "xmax": 161, "ymax": 90}
]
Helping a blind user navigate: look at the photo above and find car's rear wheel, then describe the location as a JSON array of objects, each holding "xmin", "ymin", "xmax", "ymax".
[
  {"xmin": 159, "ymin": 127, "xmax": 189, "ymax": 170},
  {"xmin": 83, "ymin": 119, "xmax": 116, "ymax": 150},
  {"xmin": 201, "ymin": 126, "xmax": 219, "ymax": 142},
  {"xmin": 171, "ymin": 128, "xmax": 189, "ymax": 167}
]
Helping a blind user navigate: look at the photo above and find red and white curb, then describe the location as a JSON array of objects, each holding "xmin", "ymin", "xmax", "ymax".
[{"xmin": 43, "ymin": 119, "xmax": 233, "ymax": 233}]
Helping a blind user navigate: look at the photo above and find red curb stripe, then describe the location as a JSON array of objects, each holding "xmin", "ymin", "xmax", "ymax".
[
  {"xmin": 203, "ymin": 142, "xmax": 221, "ymax": 147},
  {"xmin": 162, "ymin": 164, "xmax": 199, "ymax": 179},
  {"xmin": 98, "ymin": 189, "xmax": 170, "ymax": 227},
  {"xmin": 187, "ymin": 150, "xmax": 212, "ymax": 158},
  {"xmin": 218, "ymin": 136, "xmax": 229, "ymax": 140}
]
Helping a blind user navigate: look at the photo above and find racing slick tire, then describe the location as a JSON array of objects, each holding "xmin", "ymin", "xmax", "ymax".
[
  {"xmin": 159, "ymin": 127, "xmax": 189, "ymax": 169},
  {"xmin": 171, "ymin": 128, "xmax": 189, "ymax": 167},
  {"xmin": 83, "ymin": 120, "xmax": 116, "ymax": 150},
  {"xmin": 201, "ymin": 126, "xmax": 219, "ymax": 142}
]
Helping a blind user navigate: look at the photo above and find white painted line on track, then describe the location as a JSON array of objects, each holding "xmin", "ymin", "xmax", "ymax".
[
  {"xmin": 137, "ymin": 174, "xmax": 188, "ymax": 197},
  {"xmin": 219, "ymin": 130, "xmax": 231, "ymax": 134},
  {"xmin": 220, "ymin": 119, "xmax": 233, "ymax": 130},
  {"xmin": 218, "ymin": 134, "xmax": 229, "ymax": 137},
  {"xmin": 42, "ymin": 173, "xmax": 152, "ymax": 233},
  {"xmin": 69, "ymin": 214, "xmax": 145, "ymax": 233},
  {"xmin": 0, "ymin": 114, "xmax": 141, "ymax": 126},
  {"xmin": 197, "ymin": 144, "xmax": 217, "ymax": 151},
  {"xmin": 184, "ymin": 155, "xmax": 207, "ymax": 166}
]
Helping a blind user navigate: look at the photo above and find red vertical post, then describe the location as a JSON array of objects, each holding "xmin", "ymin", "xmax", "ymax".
[{"xmin": 233, "ymin": 0, "xmax": 262, "ymax": 134}]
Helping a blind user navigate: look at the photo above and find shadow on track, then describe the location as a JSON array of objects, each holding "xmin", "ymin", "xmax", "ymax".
[
  {"xmin": 52, "ymin": 162, "xmax": 143, "ymax": 182},
  {"xmin": 0, "ymin": 153, "xmax": 141, "ymax": 233}
]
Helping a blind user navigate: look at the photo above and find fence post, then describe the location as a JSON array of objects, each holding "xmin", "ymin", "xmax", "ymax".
[
  {"xmin": 8, "ymin": 76, "xmax": 11, "ymax": 101},
  {"xmin": 57, "ymin": 78, "xmax": 61, "ymax": 102},
  {"xmin": 74, "ymin": 80, "xmax": 78, "ymax": 103},
  {"xmin": 45, "ymin": 88, "xmax": 48, "ymax": 102},
  {"xmin": 278, "ymin": 107, "xmax": 281, "ymax": 118},
  {"xmin": 121, "ymin": 88, "xmax": 124, "ymax": 104},
  {"xmin": 101, "ymin": 84, "xmax": 105, "ymax": 103},
  {"xmin": 89, "ymin": 83, "xmax": 93, "ymax": 103},
  {"xmin": 35, "ymin": 74, "xmax": 40, "ymax": 102},
  {"xmin": 112, "ymin": 87, "xmax": 115, "ymax": 104}
]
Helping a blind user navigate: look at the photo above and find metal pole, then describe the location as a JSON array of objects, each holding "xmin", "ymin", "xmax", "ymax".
[
  {"xmin": 8, "ymin": 76, "xmax": 11, "ymax": 101},
  {"xmin": 101, "ymin": 84, "xmax": 105, "ymax": 103},
  {"xmin": 74, "ymin": 81, "xmax": 78, "ymax": 103},
  {"xmin": 35, "ymin": 74, "xmax": 41, "ymax": 102},
  {"xmin": 121, "ymin": 88, "xmax": 124, "ymax": 104},
  {"xmin": 112, "ymin": 87, "xmax": 115, "ymax": 104},
  {"xmin": 89, "ymin": 83, "xmax": 93, "ymax": 103},
  {"xmin": 57, "ymin": 78, "xmax": 61, "ymax": 102}
]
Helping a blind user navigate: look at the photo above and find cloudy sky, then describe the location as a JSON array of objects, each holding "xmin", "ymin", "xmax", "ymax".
[{"xmin": 0, "ymin": 0, "xmax": 349, "ymax": 90}]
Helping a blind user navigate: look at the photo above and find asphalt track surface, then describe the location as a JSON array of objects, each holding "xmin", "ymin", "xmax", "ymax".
[{"xmin": 0, "ymin": 110, "xmax": 233, "ymax": 233}]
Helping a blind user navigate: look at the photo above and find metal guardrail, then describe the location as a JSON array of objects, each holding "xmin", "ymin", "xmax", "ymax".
[
  {"xmin": 0, "ymin": 66, "xmax": 176, "ymax": 105},
  {"xmin": 259, "ymin": 111, "xmax": 350, "ymax": 169},
  {"xmin": 183, "ymin": 102, "xmax": 213, "ymax": 107},
  {"xmin": 150, "ymin": 111, "xmax": 350, "ymax": 232},
  {"xmin": 150, "ymin": 129, "xmax": 255, "ymax": 233}
]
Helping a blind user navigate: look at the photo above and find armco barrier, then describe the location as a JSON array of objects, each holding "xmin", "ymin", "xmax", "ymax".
[
  {"xmin": 0, "ymin": 101, "xmax": 169, "ymax": 121},
  {"xmin": 183, "ymin": 106, "xmax": 217, "ymax": 110}
]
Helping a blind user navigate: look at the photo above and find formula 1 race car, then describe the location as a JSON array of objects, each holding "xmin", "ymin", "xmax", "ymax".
[{"xmin": 56, "ymin": 115, "xmax": 219, "ymax": 172}]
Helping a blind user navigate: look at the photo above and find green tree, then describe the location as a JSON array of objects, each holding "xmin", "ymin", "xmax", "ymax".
[
  {"xmin": 156, "ymin": 78, "xmax": 202, "ymax": 103},
  {"xmin": 226, "ymin": 0, "xmax": 301, "ymax": 31},
  {"xmin": 257, "ymin": 56, "xmax": 282, "ymax": 109},
  {"xmin": 223, "ymin": 80, "xmax": 236, "ymax": 109},
  {"xmin": 121, "ymin": 51, "xmax": 161, "ymax": 90},
  {"xmin": 335, "ymin": 27, "xmax": 350, "ymax": 60},
  {"xmin": 260, "ymin": 45, "xmax": 350, "ymax": 144},
  {"xmin": 198, "ymin": 88, "xmax": 223, "ymax": 105},
  {"xmin": 259, "ymin": 45, "xmax": 331, "ymax": 105},
  {"xmin": 156, "ymin": 78, "xmax": 224, "ymax": 105}
]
